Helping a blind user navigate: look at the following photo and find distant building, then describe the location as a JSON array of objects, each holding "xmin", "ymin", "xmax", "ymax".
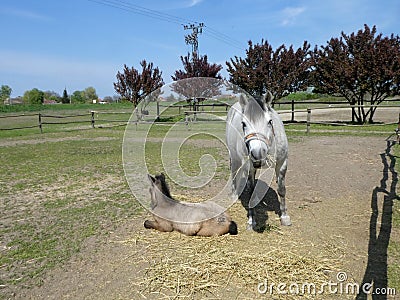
[
  {"xmin": 43, "ymin": 99, "xmax": 59, "ymax": 104},
  {"xmin": 3, "ymin": 97, "xmax": 24, "ymax": 105}
]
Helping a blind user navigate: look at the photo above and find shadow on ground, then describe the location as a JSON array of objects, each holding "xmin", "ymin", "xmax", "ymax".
[
  {"xmin": 240, "ymin": 179, "xmax": 281, "ymax": 233},
  {"xmin": 356, "ymin": 140, "xmax": 399, "ymax": 300}
]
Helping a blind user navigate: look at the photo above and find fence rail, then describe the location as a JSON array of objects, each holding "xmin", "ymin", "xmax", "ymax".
[{"xmin": 0, "ymin": 103, "xmax": 399, "ymax": 134}]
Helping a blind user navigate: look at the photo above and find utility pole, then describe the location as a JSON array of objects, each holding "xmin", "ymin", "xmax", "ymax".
[{"xmin": 183, "ymin": 22, "xmax": 204, "ymax": 57}]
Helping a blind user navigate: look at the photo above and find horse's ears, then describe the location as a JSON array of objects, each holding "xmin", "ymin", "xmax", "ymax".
[
  {"xmin": 147, "ymin": 174, "xmax": 156, "ymax": 184},
  {"xmin": 263, "ymin": 91, "xmax": 273, "ymax": 108},
  {"xmin": 239, "ymin": 94, "xmax": 248, "ymax": 107},
  {"xmin": 159, "ymin": 173, "xmax": 166, "ymax": 182}
]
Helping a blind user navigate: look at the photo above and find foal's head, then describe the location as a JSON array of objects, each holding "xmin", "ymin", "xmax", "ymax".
[
  {"xmin": 239, "ymin": 92, "xmax": 275, "ymax": 168},
  {"xmin": 148, "ymin": 173, "xmax": 172, "ymax": 207}
]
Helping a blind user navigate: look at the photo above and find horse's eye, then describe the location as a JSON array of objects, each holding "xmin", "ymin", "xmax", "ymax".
[
  {"xmin": 268, "ymin": 120, "xmax": 273, "ymax": 127},
  {"xmin": 242, "ymin": 122, "xmax": 247, "ymax": 129}
]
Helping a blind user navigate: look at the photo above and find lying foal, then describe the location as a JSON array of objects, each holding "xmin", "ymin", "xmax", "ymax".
[{"xmin": 144, "ymin": 173, "xmax": 237, "ymax": 236}]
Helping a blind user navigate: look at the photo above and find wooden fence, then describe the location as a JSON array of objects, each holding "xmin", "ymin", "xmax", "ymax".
[
  {"xmin": 0, "ymin": 111, "xmax": 132, "ymax": 133},
  {"xmin": 0, "ymin": 101, "xmax": 399, "ymax": 134}
]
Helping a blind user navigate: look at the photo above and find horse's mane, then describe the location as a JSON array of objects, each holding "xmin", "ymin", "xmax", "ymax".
[
  {"xmin": 155, "ymin": 173, "xmax": 172, "ymax": 198},
  {"xmin": 254, "ymin": 95, "xmax": 266, "ymax": 109},
  {"xmin": 245, "ymin": 97, "xmax": 266, "ymax": 122}
]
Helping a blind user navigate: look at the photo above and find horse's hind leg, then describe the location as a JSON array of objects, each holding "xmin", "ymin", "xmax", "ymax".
[{"xmin": 276, "ymin": 159, "xmax": 291, "ymax": 226}]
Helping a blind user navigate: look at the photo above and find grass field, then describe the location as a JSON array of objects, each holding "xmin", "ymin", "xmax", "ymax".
[
  {"xmin": 0, "ymin": 103, "xmax": 399, "ymax": 298},
  {"xmin": 0, "ymin": 128, "xmax": 139, "ymax": 291}
]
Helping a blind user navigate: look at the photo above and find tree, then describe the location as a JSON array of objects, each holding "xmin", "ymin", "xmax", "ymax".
[
  {"xmin": 103, "ymin": 96, "xmax": 114, "ymax": 103},
  {"xmin": 312, "ymin": 24, "xmax": 400, "ymax": 124},
  {"xmin": 114, "ymin": 60, "xmax": 164, "ymax": 106},
  {"xmin": 71, "ymin": 91, "xmax": 85, "ymax": 103},
  {"xmin": 0, "ymin": 85, "xmax": 12, "ymax": 103},
  {"xmin": 226, "ymin": 40, "xmax": 311, "ymax": 100},
  {"xmin": 83, "ymin": 87, "xmax": 98, "ymax": 103},
  {"xmin": 23, "ymin": 88, "xmax": 44, "ymax": 104},
  {"xmin": 171, "ymin": 53, "xmax": 223, "ymax": 102},
  {"xmin": 61, "ymin": 88, "xmax": 69, "ymax": 104},
  {"xmin": 171, "ymin": 53, "xmax": 223, "ymax": 80},
  {"xmin": 44, "ymin": 90, "xmax": 61, "ymax": 102}
]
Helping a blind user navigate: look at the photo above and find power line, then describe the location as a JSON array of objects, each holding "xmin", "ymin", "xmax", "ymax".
[
  {"xmin": 88, "ymin": 0, "xmax": 246, "ymax": 50},
  {"xmin": 204, "ymin": 27, "xmax": 245, "ymax": 50},
  {"xmin": 88, "ymin": 0, "xmax": 184, "ymax": 24}
]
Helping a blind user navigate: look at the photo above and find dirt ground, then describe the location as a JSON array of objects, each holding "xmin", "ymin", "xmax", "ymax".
[
  {"xmin": 279, "ymin": 106, "xmax": 398, "ymax": 124},
  {"xmin": 12, "ymin": 135, "xmax": 399, "ymax": 299}
]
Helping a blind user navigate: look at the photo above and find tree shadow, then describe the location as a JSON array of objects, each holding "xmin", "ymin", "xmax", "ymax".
[
  {"xmin": 356, "ymin": 140, "xmax": 399, "ymax": 300},
  {"xmin": 240, "ymin": 179, "xmax": 281, "ymax": 233}
]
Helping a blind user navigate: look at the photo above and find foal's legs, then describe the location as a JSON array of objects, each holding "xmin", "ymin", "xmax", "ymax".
[
  {"xmin": 144, "ymin": 219, "xmax": 173, "ymax": 232},
  {"xmin": 276, "ymin": 159, "xmax": 291, "ymax": 226}
]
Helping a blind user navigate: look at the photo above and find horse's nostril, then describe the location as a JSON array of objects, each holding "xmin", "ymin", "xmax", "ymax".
[{"xmin": 250, "ymin": 147, "xmax": 267, "ymax": 161}]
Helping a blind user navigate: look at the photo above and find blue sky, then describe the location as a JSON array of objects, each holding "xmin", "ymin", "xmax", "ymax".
[{"xmin": 0, "ymin": 0, "xmax": 399, "ymax": 98}]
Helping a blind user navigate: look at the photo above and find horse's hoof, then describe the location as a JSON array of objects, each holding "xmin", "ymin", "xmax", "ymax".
[
  {"xmin": 144, "ymin": 220, "xmax": 152, "ymax": 229},
  {"xmin": 280, "ymin": 215, "xmax": 292, "ymax": 226}
]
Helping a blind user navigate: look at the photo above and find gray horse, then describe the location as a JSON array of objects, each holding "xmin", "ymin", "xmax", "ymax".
[{"xmin": 226, "ymin": 91, "xmax": 291, "ymax": 229}]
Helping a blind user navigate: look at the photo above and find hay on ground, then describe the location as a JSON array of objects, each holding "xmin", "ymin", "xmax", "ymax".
[{"xmin": 117, "ymin": 201, "xmax": 346, "ymax": 299}]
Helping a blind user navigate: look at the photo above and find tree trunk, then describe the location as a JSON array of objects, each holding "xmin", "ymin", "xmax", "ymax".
[
  {"xmin": 368, "ymin": 106, "xmax": 377, "ymax": 124},
  {"xmin": 356, "ymin": 99, "xmax": 364, "ymax": 124}
]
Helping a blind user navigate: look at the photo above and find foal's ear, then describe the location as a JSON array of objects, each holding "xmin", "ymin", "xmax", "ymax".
[
  {"xmin": 263, "ymin": 91, "xmax": 273, "ymax": 108},
  {"xmin": 147, "ymin": 174, "xmax": 156, "ymax": 185}
]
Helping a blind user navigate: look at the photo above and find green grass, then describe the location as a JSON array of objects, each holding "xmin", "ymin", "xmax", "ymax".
[
  {"xmin": 0, "ymin": 129, "xmax": 138, "ymax": 292},
  {"xmin": 280, "ymin": 92, "xmax": 338, "ymax": 102},
  {"xmin": 0, "ymin": 102, "xmax": 134, "ymax": 113}
]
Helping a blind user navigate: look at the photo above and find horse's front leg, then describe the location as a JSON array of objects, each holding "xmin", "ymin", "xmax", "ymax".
[
  {"xmin": 247, "ymin": 208, "xmax": 256, "ymax": 230},
  {"xmin": 246, "ymin": 168, "xmax": 257, "ymax": 230},
  {"xmin": 276, "ymin": 159, "xmax": 291, "ymax": 226}
]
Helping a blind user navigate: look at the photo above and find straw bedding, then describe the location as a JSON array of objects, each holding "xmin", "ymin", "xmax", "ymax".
[{"xmin": 118, "ymin": 198, "xmax": 346, "ymax": 299}]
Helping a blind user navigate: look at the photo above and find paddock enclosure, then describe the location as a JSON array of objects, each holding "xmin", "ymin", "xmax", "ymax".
[{"xmin": 0, "ymin": 101, "xmax": 399, "ymax": 299}]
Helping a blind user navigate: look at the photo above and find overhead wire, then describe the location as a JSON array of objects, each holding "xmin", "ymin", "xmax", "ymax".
[{"xmin": 88, "ymin": 0, "xmax": 246, "ymax": 51}]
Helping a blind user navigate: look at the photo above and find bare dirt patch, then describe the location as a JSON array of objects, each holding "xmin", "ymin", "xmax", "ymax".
[
  {"xmin": 9, "ymin": 135, "xmax": 399, "ymax": 299},
  {"xmin": 0, "ymin": 136, "xmax": 118, "ymax": 147}
]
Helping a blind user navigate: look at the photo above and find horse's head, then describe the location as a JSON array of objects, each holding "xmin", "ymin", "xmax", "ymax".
[
  {"xmin": 239, "ymin": 92, "xmax": 274, "ymax": 168},
  {"xmin": 148, "ymin": 173, "xmax": 172, "ymax": 208}
]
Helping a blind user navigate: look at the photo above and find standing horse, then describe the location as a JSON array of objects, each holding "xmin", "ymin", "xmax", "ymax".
[{"xmin": 226, "ymin": 91, "xmax": 291, "ymax": 229}]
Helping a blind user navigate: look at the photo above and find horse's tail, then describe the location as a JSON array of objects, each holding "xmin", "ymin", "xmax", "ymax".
[{"xmin": 229, "ymin": 221, "xmax": 238, "ymax": 235}]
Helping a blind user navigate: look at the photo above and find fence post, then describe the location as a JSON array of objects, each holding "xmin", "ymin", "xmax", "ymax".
[
  {"xmin": 291, "ymin": 100, "xmax": 295, "ymax": 122},
  {"xmin": 306, "ymin": 108, "xmax": 311, "ymax": 134},
  {"xmin": 38, "ymin": 113, "xmax": 43, "ymax": 133},
  {"xmin": 397, "ymin": 112, "xmax": 400, "ymax": 144},
  {"xmin": 156, "ymin": 101, "xmax": 160, "ymax": 121},
  {"xmin": 91, "ymin": 111, "xmax": 95, "ymax": 128},
  {"xmin": 185, "ymin": 113, "xmax": 190, "ymax": 131}
]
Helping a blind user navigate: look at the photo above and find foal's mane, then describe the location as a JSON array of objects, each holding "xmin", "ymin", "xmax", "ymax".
[{"xmin": 155, "ymin": 174, "xmax": 172, "ymax": 199}]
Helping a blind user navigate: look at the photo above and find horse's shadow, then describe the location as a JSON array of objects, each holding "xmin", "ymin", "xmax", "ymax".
[
  {"xmin": 239, "ymin": 179, "xmax": 281, "ymax": 233},
  {"xmin": 356, "ymin": 140, "xmax": 399, "ymax": 300}
]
